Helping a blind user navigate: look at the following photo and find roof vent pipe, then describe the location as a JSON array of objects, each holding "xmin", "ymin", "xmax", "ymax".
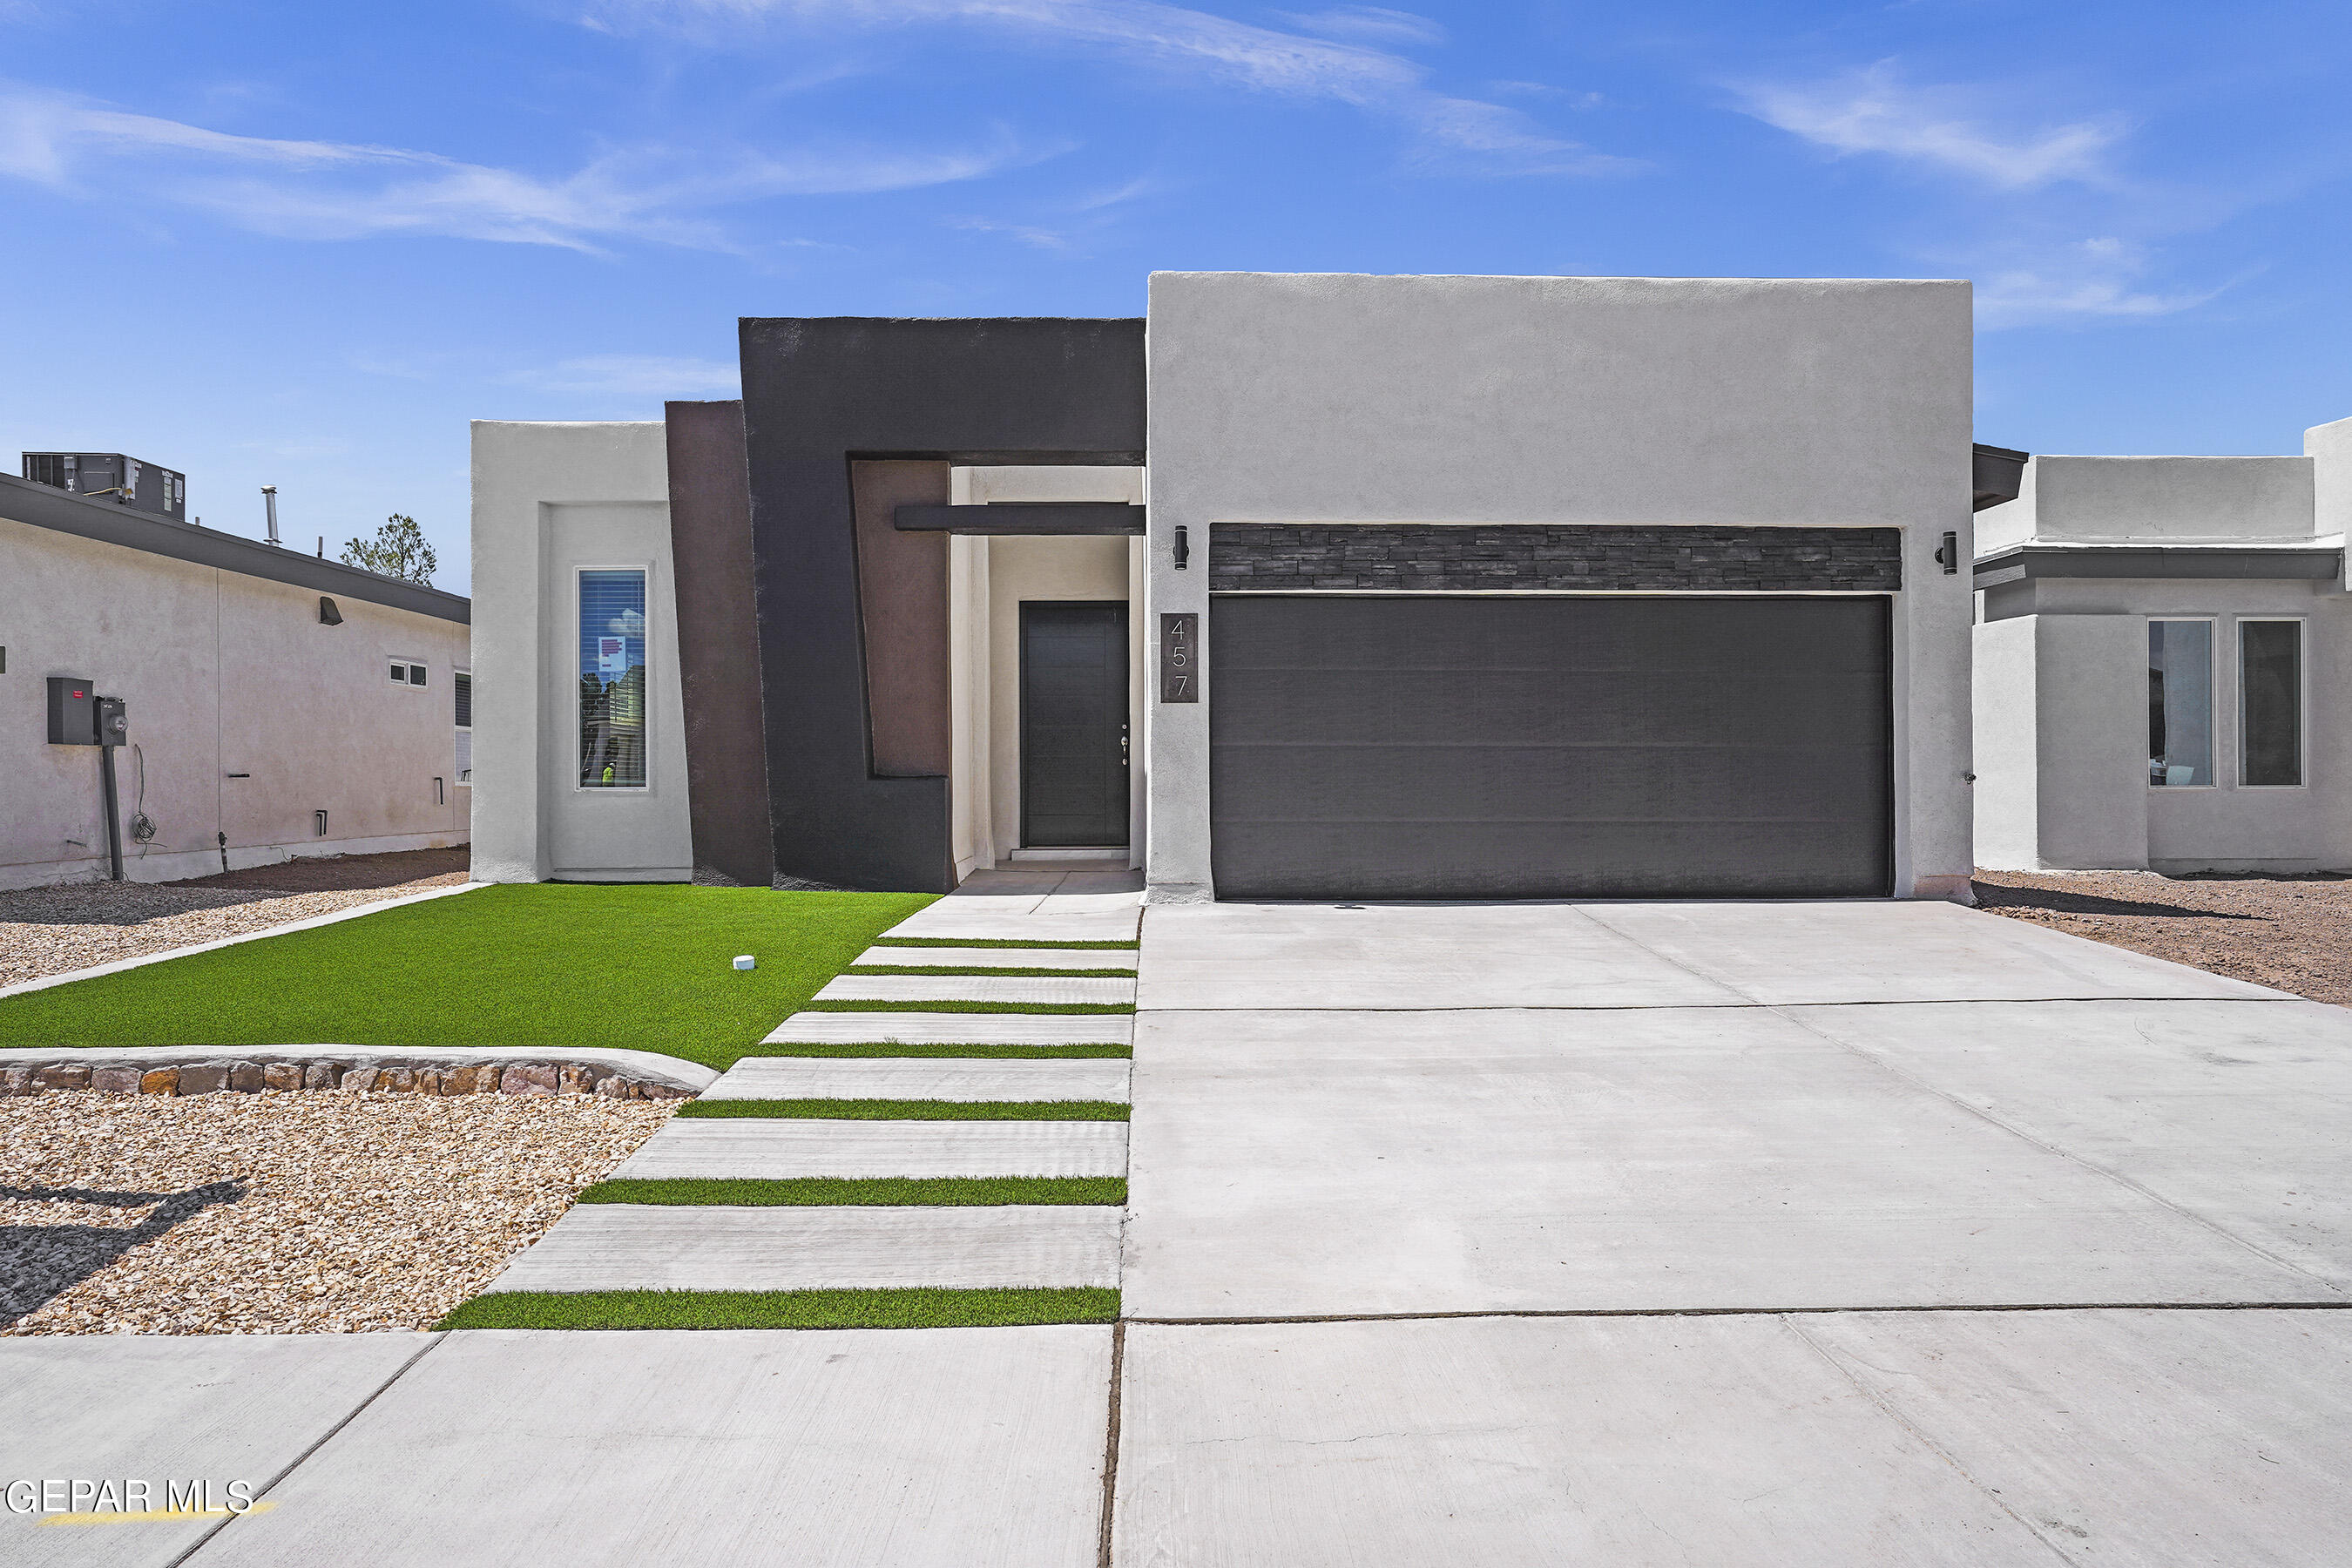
[{"xmin": 261, "ymin": 485, "xmax": 280, "ymax": 545}]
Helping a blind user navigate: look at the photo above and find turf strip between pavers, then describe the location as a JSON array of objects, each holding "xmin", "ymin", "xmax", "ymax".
[
  {"xmin": 746, "ymin": 1041, "xmax": 1132, "ymax": 1059},
  {"xmin": 848, "ymin": 965, "xmax": 1139, "ymax": 977},
  {"xmin": 674, "ymin": 1098, "xmax": 1132, "ymax": 1121},
  {"xmin": 577, "ymin": 1176, "xmax": 1128, "ymax": 1206},
  {"xmin": 799, "ymin": 999, "xmax": 1137, "ymax": 1014},
  {"xmin": 859, "ymin": 937, "xmax": 1139, "ymax": 950},
  {"xmin": 438, "ymin": 1286, "xmax": 1120, "ymax": 1330}
]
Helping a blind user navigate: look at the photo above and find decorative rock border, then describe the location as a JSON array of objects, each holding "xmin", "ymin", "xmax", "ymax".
[{"xmin": 0, "ymin": 1044, "xmax": 717, "ymax": 1101}]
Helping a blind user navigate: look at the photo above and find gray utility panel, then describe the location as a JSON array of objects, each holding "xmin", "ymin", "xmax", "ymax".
[{"xmin": 1208, "ymin": 595, "xmax": 1893, "ymax": 900}]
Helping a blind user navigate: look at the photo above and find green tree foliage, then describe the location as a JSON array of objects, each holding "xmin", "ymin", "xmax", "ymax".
[{"xmin": 341, "ymin": 514, "xmax": 438, "ymax": 585}]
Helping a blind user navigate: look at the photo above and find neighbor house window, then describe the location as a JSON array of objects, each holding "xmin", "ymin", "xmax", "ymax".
[
  {"xmin": 2240, "ymin": 619, "xmax": 2303, "ymax": 787},
  {"xmin": 2148, "ymin": 619, "xmax": 2213, "ymax": 787},
  {"xmin": 390, "ymin": 659, "xmax": 427, "ymax": 686},
  {"xmin": 454, "ymin": 670, "xmax": 473, "ymax": 785},
  {"xmin": 578, "ymin": 569, "xmax": 648, "ymax": 789}
]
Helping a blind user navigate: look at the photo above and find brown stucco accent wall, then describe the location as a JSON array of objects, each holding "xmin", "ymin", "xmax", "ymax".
[
  {"xmin": 664, "ymin": 400, "xmax": 774, "ymax": 888},
  {"xmin": 850, "ymin": 460, "xmax": 953, "ymax": 778}
]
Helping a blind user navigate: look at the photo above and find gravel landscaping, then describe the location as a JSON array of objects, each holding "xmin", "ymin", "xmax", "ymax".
[
  {"xmin": 1974, "ymin": 868, "xmax": 2352, "ymax": 1005},
  {"xmin": 1, "ymin": 1090, "xmax": 671, "ymax": 1335},
  {"xmin": 0, "ymin": 848, "xmax": 470, "ymax": 988}
]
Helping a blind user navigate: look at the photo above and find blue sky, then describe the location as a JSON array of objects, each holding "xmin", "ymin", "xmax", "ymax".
[{"xmin": 3, "ymin": 0, "xmax": 2345, "ymax": 594}]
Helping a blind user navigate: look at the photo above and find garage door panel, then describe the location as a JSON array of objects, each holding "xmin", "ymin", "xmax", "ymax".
[
  {"xmin": 1209, "ymin": 595, "xmax": 1890, "ymax": 900},
  {"xmin": 1215, "ymin": 668, "xmax": 1890, "ymax": 749}
]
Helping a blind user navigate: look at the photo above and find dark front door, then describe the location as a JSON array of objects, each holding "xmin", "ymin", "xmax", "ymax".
[
  {"xmin": 1209, "ymin": 594, "xmax": 1893, "ymax": 900},
  {"xmin": 1021, "ymin": 602, "xmax": 1130, "ymax": 847}
]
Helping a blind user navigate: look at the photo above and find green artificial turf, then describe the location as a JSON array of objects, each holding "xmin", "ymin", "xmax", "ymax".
[
  {"xmin": 577, "ymin": 1176, "xmax": 1126, "ymax": 1206},
  {"xmin": 0, "ymin": 884, "xmax": 933, "ymax": 1071},
  {"xmin": 674, "ymin": 1098, "xmax": 1131, "ymax": 1120},
  {"xmin": 865, "ymin": 937, "xmax": 1138, "ymax": 950},
  {"xmin": 800, "ymin": 999, "xmax": 1136, "ymax": 1015},
  {"xmin": 438, "ymin": 1287, "xmax": 1119, "ymax": 1331},
  {"xmin": 847, "ymin": 965, "xmax": 1136, "ymax": 977},
  {"xmin": 747, "ymin": 1042, "xmax": 1132, "ymax": 1060}
]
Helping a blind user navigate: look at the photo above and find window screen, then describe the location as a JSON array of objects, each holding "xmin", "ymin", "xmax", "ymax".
[
  {"xmin": 579, "ymin": 569, "xmax": 648, "ymax": 788},
  {"xmin": 2240, "ymin": 620, "xmax": 2302, "ymax": 787},
  {"xmin": 2148, "ymin": 620, "xmax": 2213, "ymax": 787}
]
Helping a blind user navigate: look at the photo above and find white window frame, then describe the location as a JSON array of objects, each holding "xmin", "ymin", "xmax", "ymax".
[
  {"xmin": 574, "ymin": 563, "xmax": 654, "ymax": 794},
  {"xmin": 389, "ymin": 657, "xmax": 429, "ymax": 687},
  {"xmin": 2235, "ymin": 616, "xmax": 2308, "ymax": 790},
  {"xmin": 2146, "ymin": 616, "xmax": 2218, "ymax": 789}
]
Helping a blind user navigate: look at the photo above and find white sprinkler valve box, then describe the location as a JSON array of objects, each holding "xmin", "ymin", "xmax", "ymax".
[{"xmin": 733, "ymin": 955, "xmax": 755, "ymax": 971}]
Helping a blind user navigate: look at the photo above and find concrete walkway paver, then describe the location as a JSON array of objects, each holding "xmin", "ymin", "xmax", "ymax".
[
  {"xmin": 0, "ymin": 1333, "xmax": 430, "ymax": 1568},
  {"xmin": 856, "ymin": 946, "xmax": 1139, "ymax": 970},
  {"xmin": 814, "ymin": 975, "xmax": 1136, "ymax": 1006},
  {"xmin": 184, "ymin": 1328, "xmax": 1112, "ymax": 1568},
  {"xmin": 485, "ymin": 1205, "xmax": 1123, "ymax": 1292},
  {"xmin": 706, "ymin": 1056, "xmax": 1132, "ymax": 1103},
  {"xmin": 610, "ymin": 1119, "xmax": 1129, "ymax": 1179},
  {"xmin": 763, "ymin": 1012, "xmax": 1133, "ymax": 1047}
]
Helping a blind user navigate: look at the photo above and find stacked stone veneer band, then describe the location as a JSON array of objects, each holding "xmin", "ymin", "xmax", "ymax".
[
  {"xmin": 0, "ymin": 1058, "xmax": 688, "ymax": 1099},
  {"xmin": 1207, "ymin": 524, "xmax": 1905, "ymax": 594}
]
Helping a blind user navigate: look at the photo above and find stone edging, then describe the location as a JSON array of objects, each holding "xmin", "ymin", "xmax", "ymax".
[
  {"xmin": 0, "ymin": 1044, "xmax": 716, "ymax": 1101},
  {"xmin": 0, "ymin": 881, "xmax": 490, "ymax": 1002}
]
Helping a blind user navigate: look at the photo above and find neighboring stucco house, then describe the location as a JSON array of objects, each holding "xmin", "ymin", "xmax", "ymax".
[
  {"xmin": 473, "ymin": 271, "xmax": 1999, "ymax": 902},
  {"xmin": 1, "ymin": 469, "xmax": 472, "ymax": 891},
  {"xmin": 1972, "ymin": 415, "xmax": 2352, "ymax": 873}
]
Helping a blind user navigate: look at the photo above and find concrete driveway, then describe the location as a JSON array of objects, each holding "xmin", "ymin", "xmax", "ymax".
[{"xmin": 1114, "ymin": 897, "xmax": 2352, "ymax": 1565}]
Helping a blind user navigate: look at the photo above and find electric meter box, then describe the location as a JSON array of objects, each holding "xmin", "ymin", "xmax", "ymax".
[
  {"xmin": 46, "ymin": 676, "xmax": 98, "ymax": 745},
  {"xmin": 95, "ymin": 697, "xmax": 129, "ymax": 746},
  {"xmin": 21, "ymin": 452, "xmax": 188, "ymax": 523}
]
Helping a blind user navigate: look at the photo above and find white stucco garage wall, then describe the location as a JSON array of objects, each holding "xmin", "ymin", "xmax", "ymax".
[
  {"xmin": 469, "ymin": 422, "xmax": 690, "ymax": 883},
  {"xmin": 1970, "ymin": 613, "xmax": 2149, "ymax": 871},
  {"xmin": 1143, "ymin": 271, "xmax": 1977, "ymax": 901}
]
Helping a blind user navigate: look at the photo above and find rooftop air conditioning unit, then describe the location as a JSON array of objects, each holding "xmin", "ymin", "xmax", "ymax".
[{"xmin": 21, "ymin": 452, "xmax": 188, "ymax": 523}]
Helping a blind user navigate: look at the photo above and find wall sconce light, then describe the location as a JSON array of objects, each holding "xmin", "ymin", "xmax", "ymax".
[
  {"xmin": 318, "ymin": 597, "xmax": 343, "ymax": 625},
  {"xmin": 1173, "ymin": 525, "xmax": 1189, "ymax": 570}
]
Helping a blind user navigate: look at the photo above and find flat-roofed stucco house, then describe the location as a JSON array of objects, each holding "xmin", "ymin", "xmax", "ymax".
[
  {"xmin": 1, "ymin": 470, "xmax": 472, "ymax": 891},
  {"xmin": 1972, "ymin": 414, "xmax": 2352, "ymax": 873},
  {"xmin": 472, "ymin": 271, "xmax": 2002, "ymax": 902}
]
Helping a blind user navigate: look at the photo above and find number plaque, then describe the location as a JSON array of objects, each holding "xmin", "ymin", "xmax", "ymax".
[{"xmin": 1159, "ymin": 612, "xmax": 1199, "ymax": 703}]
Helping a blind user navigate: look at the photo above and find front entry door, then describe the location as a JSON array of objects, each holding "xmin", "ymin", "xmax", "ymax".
[{"xmin": 1021, "ymin": 602, "xmax": 1130, "ymax": 847}]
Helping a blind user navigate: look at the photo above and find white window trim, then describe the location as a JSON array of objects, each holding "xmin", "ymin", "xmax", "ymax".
[
  {"xmin": 2235, "ymin": 616, "xmax": 2308, "ymax": 791},
  {"xmin": 574, "ymin": 563, "xmax": 655, "ymax": 794},
  {"xmin": 389, "ymin": 656, "xmax": 429, "ymax": 687},
  {"xmin": 2146, "ymin": 616, "xmax": 2219, "ymax": 790}
]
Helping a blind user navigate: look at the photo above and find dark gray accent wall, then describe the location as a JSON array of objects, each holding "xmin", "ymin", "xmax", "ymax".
[
  {"xmin": 1974, "ymin": 545, "xmax": 2341, "ymax": 587},
  {"xmin": 0, "ymin": 472, "xmax": 470, "ymax": 623},
  {"xmin": 1210, "ymin": 524, "xmax": 1903, "ymax": 594},
  {"xmin": 852, "ymin": 461, "xmax": 953, "ymax": 778},
  {"xmin": 738, "ymin": 316, "xmax": 1147, "ymax": 893},
  {"xmin": 894, "ymin": 503, "xmax": 1145, "ymax": 535},
  {"xmin": 665, "ymin": 400, "xmax": 773, "ymax": 889}
]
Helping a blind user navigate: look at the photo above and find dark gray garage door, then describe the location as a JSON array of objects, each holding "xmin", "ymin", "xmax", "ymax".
[{"xmin": 1209, "ymin": 595, "xmax": 1891, "ymax": 900}]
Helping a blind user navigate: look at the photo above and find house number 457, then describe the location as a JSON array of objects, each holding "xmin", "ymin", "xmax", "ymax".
[{"xmin": 1159, "ymin": 613, "xmax": 1199, "ymax": 703}]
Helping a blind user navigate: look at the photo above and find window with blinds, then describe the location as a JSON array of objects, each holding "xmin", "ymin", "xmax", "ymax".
[
  {"xmin": 454, "ymin": 671, "xmax": 473, "ymax": 785},
  {"xmin": 579, "ymin": 570, "xmax": 649, "ymax": 788}
]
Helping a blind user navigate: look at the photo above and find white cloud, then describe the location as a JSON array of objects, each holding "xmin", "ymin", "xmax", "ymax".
[
  {"xmin": 1973, "ymin": 238, "xmax": 2227, "ymax": 328},
  {"xmin": 946, "ymin": 213, "xmax": 1075, "ymax": 249},
  {"xmin": 0, "ymin": 84, "xmax": 1026, "ymax": 249},
  {"xmin": 590, "ymin": 0, "xmax": 1630, "ymax": 176},
  {"xmin": 1274, "ymin": 6, "xmax": 1443, "ymax": 47},
  {"xmin": 511, "ymin": 355, "xmax": 745, "ymax": 396},
  {"xmin": 1738, "ymin": 63, "xmax": 2125, "ymax": 190}
]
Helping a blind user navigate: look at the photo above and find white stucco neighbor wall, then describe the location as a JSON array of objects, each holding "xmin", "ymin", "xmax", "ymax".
[
  {"xmin": 0, "ymin": 517, "xmax": 470, "ymax": 891},
  {"xmin": 1994, "ymin": 456, "xmax": 2315, "ymax": 542},
  {"xmin": 1144, "ymin": 271, "xmax": 1977, "ymax": 902},
  {"xmin": 470, "ymin": 422, "xmax": 690, "ymax": 883}
]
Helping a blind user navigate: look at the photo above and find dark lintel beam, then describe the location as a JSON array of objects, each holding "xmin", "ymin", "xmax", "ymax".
[{"xmin": 894, "ymin": 503, "xmax": 1145, "ymax": 536}]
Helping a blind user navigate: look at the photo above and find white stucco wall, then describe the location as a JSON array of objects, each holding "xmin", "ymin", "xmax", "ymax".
[
  {"xmin": 1997, "ymin": 456, "xmax": 2315, "ymax": 543},
  {"xmin": 1143, "ymin": 271, "xmax": 1977, "ymax": 901},
  {"xmin": 1, "ymin": 517, "xmax": 470, "ymax": 890},
  {"xmin": 469, "ymin": 422, "xmax": 690, "ymax": 883}
]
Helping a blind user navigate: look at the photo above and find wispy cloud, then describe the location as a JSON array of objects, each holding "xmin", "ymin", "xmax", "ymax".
[
  {"xmin": 1737, "ymin": 63, "xmax": 2124, "ymax": 190},
  {"xmin": 1274, "ymin": 6, "xmax": 1443, "ymax": 47},
  {"xmin": 945, "ymin": 213, "xmax": 1076, "ymax": 249},
  {"xmin": 1973, "ymin": 238, "xmax": 2233, "ymax": 328},
  {"xmin": 510, "ymin": 355, "xmax": 744, "ymax": 396},
  {"xmin": 587, "ymin": 0, "xmax": 1631, "ymax": 177},
  {"xmin": 0, "ymin": 84, "xmax": 1026, "ymax": 249}
]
